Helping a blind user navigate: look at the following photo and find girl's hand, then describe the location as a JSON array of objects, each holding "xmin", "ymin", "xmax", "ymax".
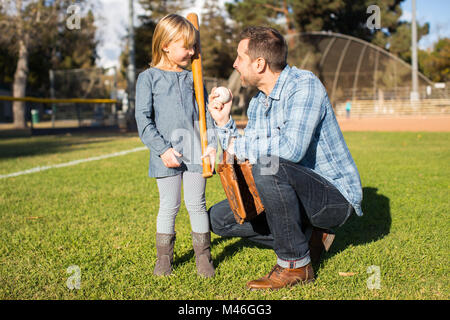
[
  {"xmin": 208, "ymin": 87, "xmax": 233, "ymax": 127},
  {"xmin": 160, "ymin": 148, "xmax": 182, "ymax": 168},
  {"xmin": 201, "ymin": 146, "xmax": 216, "ymax": 171}
]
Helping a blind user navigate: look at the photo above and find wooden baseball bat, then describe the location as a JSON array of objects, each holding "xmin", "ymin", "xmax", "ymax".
[{"xmin": 187, "ymin": 13, "xmax": 213, "ymax": 178}]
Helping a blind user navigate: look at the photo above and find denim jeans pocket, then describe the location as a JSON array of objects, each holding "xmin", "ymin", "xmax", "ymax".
[{"xmin": 310, "ymin": 203, "xmax": 351, "ymax": 229}]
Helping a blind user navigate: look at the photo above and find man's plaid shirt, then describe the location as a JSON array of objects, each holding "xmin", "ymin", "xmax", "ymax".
[{"xmin": 215, "ymin": 65, "xmax": 363, "ymax": 216}]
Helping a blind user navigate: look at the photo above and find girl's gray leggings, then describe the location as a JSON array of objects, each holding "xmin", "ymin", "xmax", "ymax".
[{"xmin": 155, "ymin": 171, "xmax": 210, "ymax": 234}]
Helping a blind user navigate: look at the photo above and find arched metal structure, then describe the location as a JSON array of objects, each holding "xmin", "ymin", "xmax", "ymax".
[
  {"xmin": 286, "ymin": 31, "xmax": 433, "ymax": 104},
  {"xmin": 228, "ymin": 31, "xmax": 434, "ymax": 107}
]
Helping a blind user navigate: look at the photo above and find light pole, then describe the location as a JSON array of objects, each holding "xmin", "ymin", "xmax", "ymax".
[
  {"xmin": 127, "ymin": 0, "xmax": 136, "ymax": 114},
  {"xmin": 410, "ymin": 0, "xmax": 419, "ymax": 101}
]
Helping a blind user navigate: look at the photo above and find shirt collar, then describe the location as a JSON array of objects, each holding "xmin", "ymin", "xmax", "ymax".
[{"xmin": 267, "ymin": 65, "xmax": 291, "ymax": 100}]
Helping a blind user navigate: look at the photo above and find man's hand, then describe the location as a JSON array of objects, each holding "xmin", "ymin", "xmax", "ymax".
[
  {"xmin": 201, "ymin": 146, "xmax": 216, "ymax": 171},
  {"xmin": 208, "ymin": 87, "xmax": 233, "ymax": 127},
  {"xmin": 160, "ymin": 148, "xmax": 182, "ymax": 168}
]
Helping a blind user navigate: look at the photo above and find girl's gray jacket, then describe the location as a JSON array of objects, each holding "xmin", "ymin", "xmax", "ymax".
[{"xmin": 135, "ymin": 67, "xmax": 217, "ymax": 178}]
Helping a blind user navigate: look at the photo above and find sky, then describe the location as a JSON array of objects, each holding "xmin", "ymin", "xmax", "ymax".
[
  {"xmin": 94, "ymin": 0, "xmax": 450, "ymax": 69},
  {"xmin": 94, "ymin": 0, "xmax": 206, "ymax": 68},
  {"xmin": 400, "ymin": 0, "xmax": 450, "ymax": 49}
]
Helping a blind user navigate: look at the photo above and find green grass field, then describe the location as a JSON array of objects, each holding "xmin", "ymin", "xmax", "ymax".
[{"xmin": 0, "ymin": 131, "xmax": 448, "ymax": 300}]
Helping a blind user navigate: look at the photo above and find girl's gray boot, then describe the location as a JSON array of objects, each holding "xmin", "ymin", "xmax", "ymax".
[
  {"xmin": 154, "ymin": 233, "xmax": 176, "ymax": 276},
  {"xmin": 191, "ymin": 232, "xmax": 215, "ymax": 277}
]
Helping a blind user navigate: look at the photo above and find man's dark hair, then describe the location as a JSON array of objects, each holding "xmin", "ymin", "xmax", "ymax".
[{"xmin": 239, "ymin": 26, "xmax": 288, "ymax": 72}]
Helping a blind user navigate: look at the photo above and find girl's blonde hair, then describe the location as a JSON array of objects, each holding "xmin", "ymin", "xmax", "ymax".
[{"xmin": 150, "ymin": 14, "xmax": 197, "ymax": 67}]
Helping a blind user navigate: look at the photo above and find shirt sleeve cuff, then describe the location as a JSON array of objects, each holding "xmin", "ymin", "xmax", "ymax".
[
  {"xmin": 214, "ymin": 116, "xmax": 234, "ymax": 129},
  {"xmin": 214, "ymin": 116, "xmax": 237, "ymax": 150}
]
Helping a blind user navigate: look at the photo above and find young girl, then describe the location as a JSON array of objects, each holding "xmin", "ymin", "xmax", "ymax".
[{"xmin": 135, "ymin": 14, "xmax": 217, "ymax": 277}]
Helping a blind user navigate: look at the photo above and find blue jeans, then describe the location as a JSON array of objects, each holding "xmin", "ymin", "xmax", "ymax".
[{"xmin": 209, "ymin": 157, "xmax": 354, "ymax": 268}]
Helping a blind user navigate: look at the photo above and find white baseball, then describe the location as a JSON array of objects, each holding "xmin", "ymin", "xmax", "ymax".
[{"xmin": 214, "ymin": 86, "xmax": 231, "ymax": 104}]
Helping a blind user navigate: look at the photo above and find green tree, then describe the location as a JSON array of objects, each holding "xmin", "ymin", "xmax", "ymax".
[
  {"xmin": 387, "ymin": 21, "xmax": 429, "ymax": 63},
  {"xmin": 200, "ymin": 0, "xmax": 235, "ymax": 78},
  {"xmin": 226, "ymin": 0, "xmax": 300, "ymax": 43},
  {"xmin": 324, "ymin": 0, "xmax": 404, "ymax": 43},
  {"xmin": 26, "ymin": 9, "xmax": 98, "ymax": 95},
  {"xmin": 420, "ymin": 38, "xmax": 450, "ymax": 82},
  {"xmin": 120, "ymin": 0, "xmax": 194, "ymax": 77},
  {"xmin": 138, "ymin": 0, "xmax": 192, "ymax": 21},
  {"xmin": 119, "ymin": 19, "xmax": 157, "ymax": 80},
  {"xmin": 56, "ymin": 10, "xmax": 98, "ymax": 69},
  {"xmin": 226, "ymin": 0, "xmax": 349, "ymax": 37},
  {"xmin": 226, "ymin": 0, "xmax": 408, "ymax": 48}
]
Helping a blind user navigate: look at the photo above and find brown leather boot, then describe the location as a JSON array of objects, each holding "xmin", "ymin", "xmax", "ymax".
[
  {"xmin": 246, "ymin": 264, "xmax": 314, "ymax": 290},
  {"xmin": 309, "ymin": 227, "xmax": 335, "ymax": 265},
  {"xmin": 153, "ymin": 233, "xmax": 176, "ymax": 276},
  {"xmin": 191, "ymin": 232, "xmax": 215, "ymax": 278}
]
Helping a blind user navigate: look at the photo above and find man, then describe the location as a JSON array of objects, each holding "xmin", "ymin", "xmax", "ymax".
[{"xmin": 206, "ymin": 27, "xmax": 363, "ymax": 290}]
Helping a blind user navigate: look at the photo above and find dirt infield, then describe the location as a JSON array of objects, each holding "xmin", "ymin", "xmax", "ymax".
[
  {"xmin": 1, "ymin": 116, "xmax": 449, "ymax": 136},
  {"xmin": 336, "ymin": 116, "xmax": 450, "ymax": 132},
  {"xmin": 235, "ymin": 115, "xmax": 450, "ymax": 132}
]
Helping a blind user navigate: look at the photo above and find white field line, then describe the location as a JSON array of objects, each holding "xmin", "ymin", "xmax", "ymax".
[{"xmin": 0, "ymin": 147, "xmax": 147, "ymax": 179}]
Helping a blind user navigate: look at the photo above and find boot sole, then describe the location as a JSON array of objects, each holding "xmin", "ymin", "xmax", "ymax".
[
  {"xmin": 247, "ymin": 278, "xmax": 315, "ymax": 291},
  {"xmin": 323, "ymin": 233, "xmax": 335, "ymax": 252}
]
